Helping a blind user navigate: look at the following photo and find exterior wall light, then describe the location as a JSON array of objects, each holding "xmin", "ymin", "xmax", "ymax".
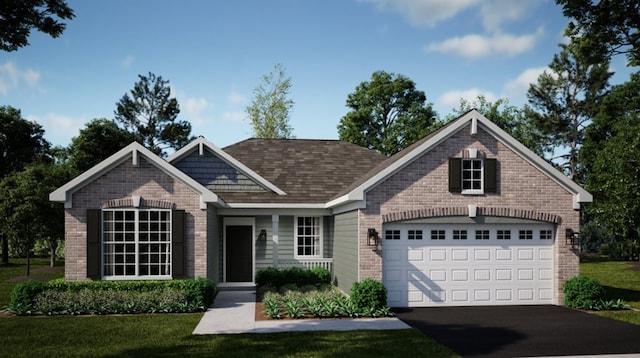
[
  {"xmin": 258, "ymin": 229, "xmax": 267, "ymax": 241},
  {"xmin": 565, "ymin": 228, "xmax": 580, "ymax": 250},
  {"xmin": 368, "ymin": 228, "xmax": 380, "ymax": 248}
]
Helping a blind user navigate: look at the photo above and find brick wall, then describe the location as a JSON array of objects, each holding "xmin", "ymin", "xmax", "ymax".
[
  {"xmin": 359, "ymin": 124, "xmax": 580, "ymax": 305},
  {"xmin": 64, "ymin": 155, "xmax": 207, "ymax": 281}
]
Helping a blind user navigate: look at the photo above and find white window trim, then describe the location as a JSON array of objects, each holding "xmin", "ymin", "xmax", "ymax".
[
  {"xmin": 102, "ymin": 208, "xmax": 172, "ymax": 280},
  {"xmin": 461, "ymin": 158, "xmax": 484, "ymax": 195},
  {"xmin": 294, "ymin": 216, "xmax": 323, "ymax": 259}
]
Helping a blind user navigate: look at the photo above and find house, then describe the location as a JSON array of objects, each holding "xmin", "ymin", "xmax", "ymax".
[{"xmin": 50, "ymin": 110, "xmax": 591, "ymax": 307}]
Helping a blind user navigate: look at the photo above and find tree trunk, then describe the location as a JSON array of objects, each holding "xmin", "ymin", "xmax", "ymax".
[
  {"xmin": 1, "ymin": 235, "xmax": 8, "ymax": 265},
  {"xmin": 49, "ymin": 241, "xmax": 57, "ymax": 268},
  {"xmin": 26, "ymin": 248, "xmax": 30, "ymax": 276}
]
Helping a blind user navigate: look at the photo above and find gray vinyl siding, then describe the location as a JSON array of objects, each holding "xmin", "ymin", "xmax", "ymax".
[
  {"xmin": 332, "ymin": 211, "xmax": 359, "ymax": 294},
  {"xmin": 255, "ymin": 216, "xmax": 273, "ymax": 271}
]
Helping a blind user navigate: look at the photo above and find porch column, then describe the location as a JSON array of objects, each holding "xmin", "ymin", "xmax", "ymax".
[{"xmin": 272, "ymin": 214, "xmax": 279, "ymax": 268}]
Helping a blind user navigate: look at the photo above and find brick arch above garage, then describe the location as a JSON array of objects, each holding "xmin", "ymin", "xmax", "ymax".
[{"xmin": 382, "ymin": 207, "xmax": 562, "ymax": 225}]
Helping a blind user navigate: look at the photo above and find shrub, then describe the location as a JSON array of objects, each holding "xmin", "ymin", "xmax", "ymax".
[
  {"xmin": 350, "ymin": 278, "xmax": 387, "ymax": 310},
  {"xmin": 563, "ymin": 276, "xmax": 605, "ymax": 309},
  {"xmin": 8, "ymin": 278, "xmax": 216, "ymax": 315},
  {"xmin": 255, "ymin": 266, "xmax": 331, "ymax": 290}
]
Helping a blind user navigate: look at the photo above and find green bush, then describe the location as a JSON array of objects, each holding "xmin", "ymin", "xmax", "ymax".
[
  {"xmin": 8, "ymin": 278, "xmax": 216, "ymax": 315},
  {"xmin": 563, "ymin": 276, "xmax": 605, "ymax": 309},
  {"xmin": 255, "ymin": 266, "xmax": 331, "ymax": 290},
  {"xmin": 350, "ymin": 278, "xmax": 387, "ymax": 310},
  {"xmin": 601, "ymin": 240, "xmax": 640, "ymax": 261}
]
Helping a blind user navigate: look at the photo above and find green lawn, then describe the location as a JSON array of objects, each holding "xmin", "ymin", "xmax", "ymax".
[
  {"xmin": 580, "ymin": 256, "xmax": 640, "ymax": 325},
  {"xmin": 0, "ymin": 257, "xmax": 65, "ymax": 307},
  {"xmin": 0, "ymin": 259, "xmax": 458, "ymax": 358}
]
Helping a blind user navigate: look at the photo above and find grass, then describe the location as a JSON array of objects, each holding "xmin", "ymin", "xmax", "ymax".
[
  {"xmin": 0, "ymin": 257, "xmax": 65, "ymax": 307},
  {"xmin": 580, "ymin": 255, "xmax": 640, "ymax": 325},
  {"xmin": 0, "ymin": 258, "xmax": 459, "ymax": 358}
]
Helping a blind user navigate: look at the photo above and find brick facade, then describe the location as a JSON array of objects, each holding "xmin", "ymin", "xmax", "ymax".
[
  {"xmin": 358, "ymin": 124, "xmax": 580, "ymax": 305},
  {"xmin": 64, "ymin": 156, "xmax": 207, "ymax": 281}
]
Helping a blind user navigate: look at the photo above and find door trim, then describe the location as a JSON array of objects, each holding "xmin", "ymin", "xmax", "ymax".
[{"xmin": 223, "ymin": 217, "xmax": 255, "ymax": 283}]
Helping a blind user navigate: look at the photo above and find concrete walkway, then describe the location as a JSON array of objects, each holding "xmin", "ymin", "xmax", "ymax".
[{"xmin": 192, "ymin": 290, "xmax": 411, "ymax": 335}]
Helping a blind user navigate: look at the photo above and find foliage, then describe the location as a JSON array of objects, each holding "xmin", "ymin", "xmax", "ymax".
[
  {"xmin": 558, "ymin": 0, "xmax": 640, "ymax": 66},
  {"xmin": 7, "ymin": 278, "xmax": 216, "ymax": 315},
  {"xmin": 580, "ymin": 257, "xmax": 640, "ymax": 311},
  {"xmin": 527, "ymin": 42, "xmax": 612, "ymax": 181},
  {"xmin": 260, "ymin": 284, "xmax": 394, "ymax": 319},
  {"xmin": 582, "ymin": 72, "xmax": 640, "ymax": 244},
  {"xmin": 114, "ymin": 72, "xmax": 193, "ymax": 157},
  {"xmin": 563, "ymin": 276, "xmax": 606, "ymax": 309},
  {"xmin": 246, "ymin": 63, "xmax": 295, "ymax": 139},
  {"xmin": 350, "ymin": 278, "xmax": 387, "ymax": 310},
  {"xmin": 67, "ymin": 118, "xmax": 136, "ymax": 172},
  {"xmin": 255, "ymin": 266, "xmax": 331, "ymax": 291},
  {"xmin": 337, "ymin": 70, "xmax": 438, "ymax": 156},
  {"xmin": 446, "ymin": 95, "xmax": 547, "ymax": 156},
  {"xmin": 0, "ymin": 0, "xmax": 74, "ymax": 52},
  {"xmin": 0, "ymin": 258, "xmax": 64, "ymax": 306},
  {"xmin": 0, "ymin": 162, "xmax": 74, "ymax": 269},
  {"xmin": 600, "ymin": 240, "xmax": 640, "ymax": 261}
]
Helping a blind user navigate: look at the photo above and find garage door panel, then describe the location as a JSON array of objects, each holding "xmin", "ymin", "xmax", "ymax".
[{"xmin": 383, "ymin": 223, "xmax": 555, "ymax": 307}]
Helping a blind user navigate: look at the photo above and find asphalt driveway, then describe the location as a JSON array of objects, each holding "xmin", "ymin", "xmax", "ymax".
[{"xmin": 394, "ymin": 305, "xmax": 640, "ymax": 358}]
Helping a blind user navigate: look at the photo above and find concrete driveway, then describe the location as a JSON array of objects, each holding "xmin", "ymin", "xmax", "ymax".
[{"xmin": 394, "ymin": 305, "xmax": 640, "ymax": 358}]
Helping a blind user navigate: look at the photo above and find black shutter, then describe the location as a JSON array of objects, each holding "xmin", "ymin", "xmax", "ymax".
[
  {"xmin": 449, "ymin": 158, "xmax": 462, "ymax": 193},
  {"xmin": 86, "ymin": 209, "xmax": 101, "ymax": 280},
  {"xmin": 484, "ymin": 158, "xmax": 497, "ymax": 193},
  {"xmin": 172, "ymin": 210, "xmax": 185, "ymax": 279}
]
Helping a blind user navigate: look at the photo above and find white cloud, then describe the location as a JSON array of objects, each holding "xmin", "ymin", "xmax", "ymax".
[
  {"xmin": 504, "ymin": 66, "xmax": 547, "ymax": 97},
  {"xmin": 27, "ymin": 113, "xmax": 84, "ymax": 145},
  {"xmin": 425, "ymin": 28, "xmax": 543, "ymax": 59},
  {"xmin": 223, "ymin": 111, "xmax": 245, "ymax": 122},
  {"xmin": 121, "ymin": 56, "xmax": 135, "ymax": 69},
  {"xmin": 183, "ymin": 97, "xmax": 209, "ymax": 126},
  {"xmin": 0, "ymin": 61, "xmax": 41, "ymax": 95},
  {"xmin": 437, "ymin": 89, "xmax": 499, "ymax": 111},
  {"xmin": 227, "ymin": 90, "xmax": 246, "ymax": 105},
  {"xmin": 359, "ymin": 0, "xmax": 479, "ymax": 27},
  {"xmin": 479, "ymin": 0, "xmax": 539, "ymax": 33}
]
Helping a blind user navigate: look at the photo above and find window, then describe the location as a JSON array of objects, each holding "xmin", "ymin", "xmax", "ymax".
[
  {"xmin": 540, "ymin": 230, "xmax": 553, "ymax": 240},
  {"xmin": 431, "ymin": 230, "xmax": 445, "ymax": 240},
  {"xmin": 408, "ymin": 230, "xmax": 423, "ymax": 240},
  {"xmin": 475, "ymin": 230, "xmax": 490, "ymax": 240},
  {"xmin": 462, "ymin": 159, "xmax": 483, "ymax": 192},
  {"xmin": 385, "ymin": 230, "xmax": 400, "ymax": 240},
  {"xmin": 295, "ymin": 217, "xmax": 322, "ymax": 257},
  {"xmin": 453, "ymin": 230, "xmax": 467, "ymax": 240},
  {"xmin": 519, "ymin": 230, "xmax": 533, "ymax": 240},
  {"xmin": 497, "ymin": 230, "xmax": 511, "ymax": 240},
  {"xmin": 448, "ymin": 157, "xmax": 497, "ymax": 194},
  {"xmin": 102, "ymin": 209, "xmax": 172, "ymax": 279}
]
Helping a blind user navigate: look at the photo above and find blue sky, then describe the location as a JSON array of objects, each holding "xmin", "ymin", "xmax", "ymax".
[{"xmin": 1, "ymin": 0, "xmax": 633, "ymax": 150}]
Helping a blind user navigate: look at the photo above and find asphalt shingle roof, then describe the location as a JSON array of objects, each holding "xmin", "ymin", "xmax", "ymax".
[{"xmin": 220, "ymin": 139, "xmax": 386, "ymax": 204}]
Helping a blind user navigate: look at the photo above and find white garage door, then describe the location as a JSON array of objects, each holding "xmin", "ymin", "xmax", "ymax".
[{"xmin": 383, "ymin": 223, "xmax": 555, "ymax": 307}]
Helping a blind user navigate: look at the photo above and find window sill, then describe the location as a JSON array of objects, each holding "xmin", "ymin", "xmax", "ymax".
[{"xmin": 461, "ymin": 190, "xmax": 485, "ymax": 195}]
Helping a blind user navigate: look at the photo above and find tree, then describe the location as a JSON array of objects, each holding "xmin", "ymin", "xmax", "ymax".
[
  {"xmin": 446, "ymin": 95, "xmax": 548, "ymax": 157},
  {"xmin": 558, "ymin": 0, "xmax": 640, "ymax": 66},
  {"xmin": 0, "ymin": 0, "xmax": 74, "ymax": 52},
  {"xmin": 582, "ymin": 72, "xmax": 640, "ymax": 245},
  {"xmin": 114, "ymin": 72, "xmax": 193, "ymax": 157},
  {"xmin": 0, "ymin": 161, "xmax": 73, "ymax": 272},
  {"xmin": 68, "ymin": 118, "xmax": 136, "ymax": 172},
  {"xmin": 527, "ymin": 43, "xmax": 612, "ymax": 181},
  {"xmin": 338, "ymin": 70, "xmax": 437, "ymax": 156},
  {"xmin": 0, "ymin": 106, "xmax": 50, "ymax": 264},
  {"xmin": 246, "ymin": 63, "xmax": 295, "ymax": 139}
]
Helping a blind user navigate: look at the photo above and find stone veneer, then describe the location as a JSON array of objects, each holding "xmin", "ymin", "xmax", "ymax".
[
  {"xmin": 64, "ymin": 155, "xmax": 207, "ymax": 281},
  {"xmin": 358, "ymin": 124, "xmax": 580, "ymax": 305}
]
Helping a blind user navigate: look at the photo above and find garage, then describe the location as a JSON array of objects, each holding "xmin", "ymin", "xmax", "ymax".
[{"xmin": 382, "ymin": 220, "xmax": 555, "ymax": 307}]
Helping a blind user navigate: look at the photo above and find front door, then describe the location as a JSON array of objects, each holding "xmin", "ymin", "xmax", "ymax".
[{"xmin": 225, "ymin": 225, "xmax": 253, "ymax": 282}]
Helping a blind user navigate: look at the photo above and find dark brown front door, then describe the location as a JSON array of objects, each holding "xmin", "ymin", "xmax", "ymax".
[{"xmin": 225, "ymin": 226, "xmax": 253, "ymax": 282}]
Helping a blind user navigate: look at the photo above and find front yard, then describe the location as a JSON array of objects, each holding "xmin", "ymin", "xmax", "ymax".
[{"xmin": 1, "ymin": 256, "xmax": 639, "ymax": 357}]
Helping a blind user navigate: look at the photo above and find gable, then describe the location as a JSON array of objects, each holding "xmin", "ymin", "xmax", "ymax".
[{"xmin": 173, "ymin": 148, "xmax": 268, "ymax": 193}]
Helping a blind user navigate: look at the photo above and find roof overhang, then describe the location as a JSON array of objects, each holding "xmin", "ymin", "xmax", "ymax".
[{"xmin": 50, "ymin": 142, "xmax": 226, "ymax": 209}]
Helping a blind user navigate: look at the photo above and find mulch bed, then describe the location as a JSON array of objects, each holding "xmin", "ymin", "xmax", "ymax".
[{"xmin": 629, "ymin": 261, "xmax": 640, "ymax": 272}]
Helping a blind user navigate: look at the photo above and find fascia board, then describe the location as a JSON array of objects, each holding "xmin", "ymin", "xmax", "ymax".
[{"xmin": 167, "ymin": 137, "xmax": 287, "ymax": 196}]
